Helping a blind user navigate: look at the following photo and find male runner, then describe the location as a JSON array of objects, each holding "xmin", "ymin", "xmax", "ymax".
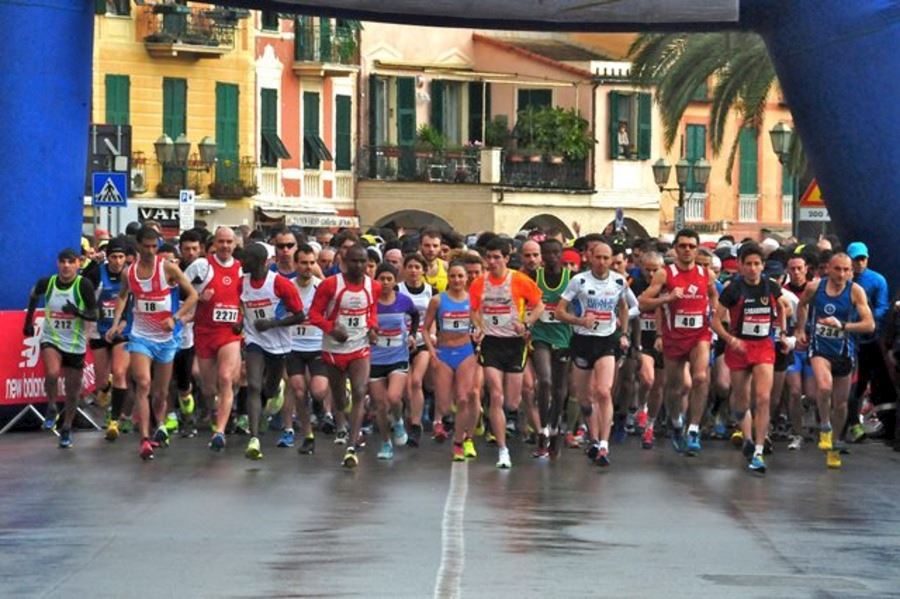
[
  {"xmin": 308, "ymin": 244, "xmax": 381, "ymax": 468},
  {"xmin": 109, "ymin": 227, "xmax": 197, "ymax": 460},
  {"xmin": 630, "ymin": 251, "xmax": 665, "ymax": 449},
  {"xmin": 796, "ymin": 252, "xmax": 875, "ymax": 468},
  {"xmin": 469, "ymin": 237, "xmax": 544, "ymax": 468},
  {"xmin": 172, "ymin": 230, "xmax": 203, "ymax": 436},
  {"xmin": 555, "ymin": 242, "xmax": 630, "ymax": 467},
  {"xmin": 187, "ymin": 226, "xmax": 243, "ymax": 451},
  {"xmin": 638, "ymin": 228, "xmax": 718, "ymax": 456},
  {"xmin": 784, "ymin": 253, "xmax": 815, "ymax": 449},
  {"xmin": 421, "ymin": 228, "xmax": 448, "ymax": 292},
  {"xmin": 520, "ymin": 240, "xmax": 542, "ymax": 276},
  {"xmin": 23, "ymin": 248, "xmax": 98, "ymax": 447}
]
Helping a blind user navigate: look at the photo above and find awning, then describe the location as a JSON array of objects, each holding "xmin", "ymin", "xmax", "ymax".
[
  {"xmin": 303, "ymin": 134, "xmax": 333, "ymax": 163},
  {"xmin": 254, "ymin": 199, "xmax": 359, "ymax": 228},
  {"xmin": 262, "ymin": 131, "xmax": 291, "ymax": 160},
  {"xmin": 372, "ymin": 60, "xmax": 583, "ymax": 86},
  {"xmin": 83, "ymin": 196, "xmax": 228, "ymax": 210}
]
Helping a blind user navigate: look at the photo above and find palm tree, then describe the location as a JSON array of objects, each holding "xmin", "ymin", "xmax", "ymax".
[{"xmin": 628, "ymin": 32, "xmax": 802, "ymax": 181}]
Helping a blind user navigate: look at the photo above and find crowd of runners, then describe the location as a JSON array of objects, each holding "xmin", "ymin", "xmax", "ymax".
[{"xmin": 22, "ymin": 220, "xmax": 900, "ymax": 474}]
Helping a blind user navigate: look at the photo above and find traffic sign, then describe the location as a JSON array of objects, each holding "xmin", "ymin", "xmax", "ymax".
[
  {"xmin": 674, "ymin": 206, "xmax": 685, "ymax": 234},
  {"xmin": 799, "ymin": 178, "xmax": 829, "ymax": 221},
  {"xmin": 179, "ymin": 189, "xmax": 195, "ymax": 232},
  {"xmin": 92, "ymin": 172, "xmax": 128, "ymax": 207}
]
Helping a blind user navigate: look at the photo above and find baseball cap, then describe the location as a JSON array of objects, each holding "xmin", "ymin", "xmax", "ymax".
[
  {"xmin": 846, "ymin": 242, "xmax": 869, "ymax": 260},
  {"xmin": 760, "ymin": 238, "xmax": 780, "ymax": 255}
]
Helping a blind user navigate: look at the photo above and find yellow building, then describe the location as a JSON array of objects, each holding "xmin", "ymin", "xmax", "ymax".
[{"xmin": 88, "ymin": 2, "xmax": 257, "ymax": 233}]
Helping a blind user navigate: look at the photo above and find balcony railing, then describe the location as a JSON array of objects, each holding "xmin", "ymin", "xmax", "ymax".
[
  {"xmin": 684, "ymin": 193, "xmax": 707, "ymax": 222},
  {"xmin": 258, "ymin": 168, "xmax": 280, "ymax": 197},
  {"xmin": 500, "ymin": 152, "xmax": 589, "ymax": 190},
  {"xmin": 142, "ymin": 5, "xmax": 246, "ymax": 58},
  {"xmin": 303, "ymin": 170, "xmax": 322, "ymax": 198},
  {"xmin": 294, "ymin": 21, "xmax": 359, "ymax": 75},
  {"xmin": 782, "ymin": 194, "xmax": 793, "ymax": 223},
  {"xmin": 335, "ymin": 172, "xmax": 354, "ymax": 201},
  {"xmin": 358, "ymin": 146, "xmax": 481, "ymax": 184},
  {"xmin": 739, "ymin": 194, "xmax": 758, "ymax": 222}
]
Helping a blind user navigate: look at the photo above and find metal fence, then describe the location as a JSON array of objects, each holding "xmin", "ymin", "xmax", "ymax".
[
  {"xmin": 357, "ymin": 147, "xmax": 481, "ymax": 183},
  {"xmin": 144, "ymin": 6, "xmax": 239, "ymax": 49}
]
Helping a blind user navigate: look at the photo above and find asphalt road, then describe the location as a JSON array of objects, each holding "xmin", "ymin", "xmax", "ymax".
[{"xmin": 1, "ymin": 429, "xmax": 898, "ymax": 598}]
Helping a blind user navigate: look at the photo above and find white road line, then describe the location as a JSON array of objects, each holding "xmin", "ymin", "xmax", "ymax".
[{"xmin": 433, "ymin": 462, "xmax": 468, "ymax": 599}]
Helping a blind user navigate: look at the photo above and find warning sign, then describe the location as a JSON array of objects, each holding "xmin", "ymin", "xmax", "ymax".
[
  {"xmin": 798, "ymin": 179, "xmax": 829, "ymax": 222},
  {"xmin": 91, "ymin": 172, "xmax": 128, "ymax": 207}
]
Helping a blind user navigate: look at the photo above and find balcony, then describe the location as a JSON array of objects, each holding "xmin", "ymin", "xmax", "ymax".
[
  {"xmin": 739, "ymin": 194, "xmax": 759, "ymax": 222},
  {"xmin": 142, "ymin": 5, "xmax": 248, "ymax": 59},
  {"xmin": 293, "ymin": 22, "xmax": 360, "ymax": 77},
  {"xmin": 500, "ymin": 152, "xmax": 589, "ymax": 190},
  {"xmin": 684, "ymin": 193, "xmax": 707, "ymax": 222}
]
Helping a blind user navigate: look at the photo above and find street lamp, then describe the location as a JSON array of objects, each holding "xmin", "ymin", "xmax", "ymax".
[
  {"xmin": 654, "ymin": 157, "xmax": 711, "ymax": 232},
  {"xmin": 154, "ymin": 134, "xmax": 174, "ymax": 165},
  {"xmin": 198, "ymin": 136, "xmax": 218, "ymax": 168},
  {"xmin": 174, "ymin": 134, "xmax": 191, "ymax": 166},
  {"xmin": 769, "ymin": 121, "xmax": 798, "ymax": 237}
]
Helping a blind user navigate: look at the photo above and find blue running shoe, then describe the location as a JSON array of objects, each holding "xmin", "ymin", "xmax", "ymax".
[
  {"xmin": 612, "ymin": 415, "xmax": 627, "ymax": 444},
  {"xmin": 595, "ymin": 447, "xmax": 610, "ymax": 467},
  {"xmin": 671, "ymin": 429, "xmax": 686, "ymax": 453},
  {"xmin": 712, "ymin": 422, "xmax": 728, "ymax": 439},
  {"xmin": 392, "ymin": 419, "xmax": 408, "ymax": 446},
  {"xmin": 748, "ymin": 454, "xmax": 766, "ymax": 474},
  {"xmin": 277, "ymin": 429, "xmax": 295, "ymax": 448},
  {"xmin": 43, "ymin": 413, "xmax": 58, "ymax": 431},
  {"xmin": 685, "ymin": 431, "xmax": 702, "ymax": 456},
  {"xmin": 209, "ymin": 432, "xmax": 226, "ymax": 452},
  {"xmin": 377, "ymin": 441, "xmax": 394, "ymax": 460},
  {"xmin": 58, "ymin": 429, "xmax": 73, "ymax": 449}
]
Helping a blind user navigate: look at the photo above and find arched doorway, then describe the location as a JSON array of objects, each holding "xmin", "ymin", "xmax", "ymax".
[
  {"xmin": 375, "ymin": 210, "xmax": 453, "ymax": 233},
  {"xmin": 604, "ymin": 217, "xmax": 650, "ymax": 241},
  {"xmin": 521, "ymin": 214, "xmax": 574, "ymax": 239}
]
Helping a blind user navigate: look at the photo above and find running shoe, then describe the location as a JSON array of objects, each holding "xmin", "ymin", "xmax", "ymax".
[
  {"xmin": 685, "ymin": 431, "xmax": 701, "ymax": 456},
  {"xmin": 378, "ymin": 441, "xmax": 394, "ymax": 460},
  {"xmin": 712, "ymin": 422, "xmax": 728, "ymax": 439},
  {"xmin": 334, "ymin": 427, "xmax": 349, "ymax": 446},
  {"xmin": 320, "ymin": 413, "xmax": 336, "ymax": 435},
  {"xmin": 58, "ymin": 429, "xmax": 73, "ymax": 449},
  {"xmin": 748, "ymin": 454, "xmax": 766, "ymax": 474},
  {"xmin": 153, "ymin": 425, "xmax": 170, "ymax": 448},
  {"xmin": 548, "ymin": 433, "xmax": 561, "ymax": 458},
  {"xmin": 635, "ymin": 410, "xmax": 648, "ymax": 434},
  {"xmin": 392, "ymin": 419, "xmax": 408, "ymax": 446},
  {"xmin": 164, "ymin": 412, "xmax": 179, "ymax": 434},
  {"xmin": 612, "ymin": 415, "xmax": 627, "ymax": 444},
  {"xmin": 848, "ymin": 423, "xmax": 866, "ymax": 443},
  {"xmin": 245, "ymin": 437, "xmax": 263, "ymax": 460},
  {"xmin": 119, "ymin": 417, "xmax": 133, "ymax": 434},
  {"xmin": 463, "ymin": 438, "xmax": 477, "ymax": 459},
  {"xmin": 473, "ymin": 414, "xmax": 485, "ymax": 437},
  {"xmin": 573, "ymin": 424, "xmax": 587, "ymax": 446},
  {"xmin": 484, "ymin": 431, "xmax": 497, "ymax": 445},
  {"xmin": 453, "ymin": 443, "xmax": 465, "ymax": 462},
  {"xmin": 764, "ymin": 435, "xmax": 774, "ymax": 455},
  {"xmin": 209, "ymin": 432, "xmax": 226, "ymax": 452},
  {"xmin": 586, "ymin": 443, "xmax": 600, "ymax": 461},
  {"xmin": 671, "ymin": 429, "xmax": 686, "ymax": 453},
  {"xmin": 641, "ymin": 425, "xmax": 655, "ymax": 450},
  {"xmin": 741, "ymin": 439, "xmax": 755, "ymax": 463},
  {"xmin": 531, "ymin": 444, "xmax": 549, "ymax": 459},
  {"xmin": 342, "ymin": 447, "xmax": 358, "ymax": 469},
  {"xmin": 105, "ymin": 419, "xmax": 120, "ymax": 442},
  {"xmin": 506, "ymin": 417, "xmax": 518, "ymax": 437},
  {"xmin": 730, "ymin": 430, "xmax": 744, "ymax": 448},
  {"xmin": 496, "ymin": 447, "xmax": 512, "ymax": 469},
  {"xmin": 139, "ymin": 438, "xmax": 154, "ymax": 460},
  {"xmin": 787, "ymin": 434, "xmax": 804, "ymax": 450},
  {"xmin": 235, "ymin": 415, "xmax": 250, "ymax": 436},
  {"xmin": 818, "ymin": 429, "xmax": 833, "ymax": 451},
  {"xmin": 178, "ymin": 392, "xmax": 195, "ymax": 416},
  {"xmin": 565, "ymin": 432, "xmax": 580, "ymax": 449},
  {"xmin": 298, "ymin": 434, "xmax": 315, "ymax": 455},
  {"xmin": 595, "ymin": 447, "xmax": 610, "ymax": 468},
  {"xmin": 408, "ymin": 424, "xmax": 422, "ymax": 448},
  {"xmin": 356, "ymin": 431, "xmax": 367, "ymax": 450},
  {"xmin": 433, "ymin": 421, "xmax": 448, "ymax": 443},
  {"xmin": 826, "ymin": 450, "xmax": 842, "ymax": 469},
  {"xmin": 43, "ymin": 412, "xmax": 58, "ymax": 431},
  {"xmin": 264, "ymin": 381, "xmax": 285, "ymax": 416},
  {"xmin": 277, "ymin": 429, "xmax": 295, "ymax": 448},
  {"xmin": 624, "ymin": 411, "xmax": 636, "ymax": 435}
]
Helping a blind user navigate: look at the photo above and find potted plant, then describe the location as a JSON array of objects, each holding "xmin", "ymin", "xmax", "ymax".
[
  {"xmin": 416, "ymin": 124, "xmax": 445, "ymax": 155},
  {"xmin": 484, "ymin": 116, "xmax": 512, "ymax": 149},
  {"xmin": 555, "ymin": 108, "xmax": 595, "ymax": 162}
]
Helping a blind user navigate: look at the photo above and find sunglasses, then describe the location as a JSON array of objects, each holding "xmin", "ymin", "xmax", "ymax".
[
  {"xmin": 676, "ymin": 243, "xmax": 698, "ymax": 250},
  {"xmin": 276, "ymin": 243, "xmax": 296, "ymax": 250}
]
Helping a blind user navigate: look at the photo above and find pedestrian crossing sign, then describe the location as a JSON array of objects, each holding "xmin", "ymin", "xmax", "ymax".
[{"xmin": 92, "ymin": 172, "xmax": 128, "ymax": 207}]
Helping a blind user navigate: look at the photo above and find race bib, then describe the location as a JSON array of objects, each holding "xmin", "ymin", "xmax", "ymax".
[
  {"xmin": 137, "ymin": 299, "xmax": 165, "ymax": 313},
  {"xmin": 339, "ymin": 313, "xmax": 366, "ymax": 330},
  {"xmin": 741, "ymin": 320, "xmax": 771, "ymax": 337},
  {"xmin": 247, "ymin": 304, "xmax": 275, "ymax": 323},
  {"xmin": 673, "ymin": 313, "xmax": 703, "ymax": 330},
  {"xmin": 101, "ymin": 300, "xmax": 116, "ymax": 320},
  {"xmin": 586, "ymin": 310, "xmax": 613, "ymax": 331},
  {"xmin": 640, "ymin": 318, "xmax": 656, "ymax": 332},
  {"xmin": 442, "ymin": 316, "xmax": 470, "ymax": 331},
  {"xmin": 376, "ymin": 329, "xmax": 403, "ymax": 348},
  {"xmin": 295, "ymin": 324, "xmax": 319, "ymax": 337},
  {"xmin": 539, "ymin": 304, "xmax": 559, "ymax": 324},
  {"xmin": 815, "ymin": 323, "xmax": 845, "ymax": 339},
  {"xmin": 212, "ymin": 307, "xmax": 240, "ymax": 323}
]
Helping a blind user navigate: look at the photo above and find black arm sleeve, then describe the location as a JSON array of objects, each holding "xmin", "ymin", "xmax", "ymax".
[{"xmin": 77, "ymin": 278, "xmax": 99, "ymax": 322}]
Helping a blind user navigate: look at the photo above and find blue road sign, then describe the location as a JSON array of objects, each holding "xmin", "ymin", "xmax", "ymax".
[{"xmin": 92, "ymin": 172, "xmax": 128, "ymax": 207}]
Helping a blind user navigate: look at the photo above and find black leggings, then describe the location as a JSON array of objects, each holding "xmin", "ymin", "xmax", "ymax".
[{"xmin": 173, "ymin": 346, "xmax": 195, "ymax": 394}]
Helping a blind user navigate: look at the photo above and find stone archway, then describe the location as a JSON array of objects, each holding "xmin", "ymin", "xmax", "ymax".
[
  {"xmin": 521, "ymin": 214, "xmax": 574, "ymax": 239},
  {"xmin": 604, "ymin": 217, "xmax": 650, "ymax": 240},
  {"xmin": 375, "ymin": 209, "xmax": 454, "ymax": 233}
]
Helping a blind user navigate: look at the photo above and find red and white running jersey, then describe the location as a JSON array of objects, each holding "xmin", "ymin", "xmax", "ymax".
[
  {"xmin": 241, "ymin": 270, "xmax": 303, "ymax": 355},
  {"xmin": 660, "ymin": 263, "xmax": 711, "ymax": 342},
  {"xmin": 308, "ymin": 273, "xmax": 380, "ymax": 355},
  {"xmin": 192, "ymin": 254, "xmax": 242, "ymax": 333},
  {"xmin": 128, "ymin": 257, "xmax": 174, "ymax": 343}
]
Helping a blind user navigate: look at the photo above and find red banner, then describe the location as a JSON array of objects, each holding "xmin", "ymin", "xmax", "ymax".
[{"xmin": 0, "ymin": 311, "xmax": 96, "ymax": 407}]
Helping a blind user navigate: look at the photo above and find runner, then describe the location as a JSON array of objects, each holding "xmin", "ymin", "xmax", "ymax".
[
  {"xmin": 172, "ymin": 230, "xmax": 203, "ymax": 437},
  {"xmin": 23, "ymin": 248, "xmax": 98, "ymax": 447},
  {"xmin": 784, "ymin": 253, "xmax": 815, "ymax": 449},
  {"xmin": 529, "ymin": 239, "xmax": 572, "ymax": 458},
  {"xmin": 630, "ymin": 251, "xmax": 665, "ymax": 449},
  {"xmin": 109, "ymin": 226, "xmax": 197, "ymax": 460},
  {"xmin": 421, "ymin": 228, "xmax": 448, "ymax": 292},
  {"xmin": 555, "ymin": 242, "xmax": 630, "ymax": 467},
  {"xmin": 424, "ymin": 261, "xmax": 479, "ymax": 461},
  {"xmin": 398, "ymin": 253, "xmax": 434, "ymax": 445},
  {"xmin": 307, "ymin": 244, "xmax": 381, "ymax": 468},
  {"xmin": 369, "ymin": 263, "xmax": 419, "ymax": 460},
  {"xmin": 796, "ymin": 252, "xmax": 875, "ymax": 468},
  {"xmin": 85, "ymin": 238, "xmax": 132, "ymax": 442},
  {"xmin": 638, "ymin": 228, "xmax": 718, "ymax": 456},
  {"xmin": 187, "ymin": 226, "xmax": 243, "ymax": 452},
  {"xmin": 469, "ymin": 237, "xmax": 544, "ymax": 468},
  {"xmin": 712, "ymin": 243, "xmax": 788, "ymax": 473},
  {"xmin": 284, "ymin": 243, "xmax": 330, "ymax": 455}
]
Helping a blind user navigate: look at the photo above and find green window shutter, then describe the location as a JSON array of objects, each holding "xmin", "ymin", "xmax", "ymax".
[
  {"xmin": 303, "ymin": 91, "xmax": 321, "ymax": 169},
  {"xmin": 685, "ymin": 124, "xmax": 707, "ymax": 192},
  {"xmin": 295, "ymin": 16, "xmax": 314, "ymax": 61},
  {"xmin": 396, "ymin": 77, "xmax": 416, "ymax": 146},
  {"xmin": 468, "ymin": 82, "xmax": 489, "ymax": 143},
  {"xmin": 162, "ymin": 77, "xmax": 186, "ymax": 139},
  {"xmin": 739, "ymin": 128, "xmax": 759, "ymax": 195},
  {"xmin": 608, "ymin": 90, "xmax": 620, "ymax": 159},
  {"xmin": 260, "ymin": 88, "xmax": 277, "ymax": 167},
  {"xmin": 319, "ymin": 17, "xmax": 332, "ymax": 61},
  {"xmin": 637, "ymin": 92, "xmax": 652, "ymax": 160},
  {"xmin": 368, "ymin": 75, "xmax": 380, "ymax": 177},
  {"xmin": 782, "ymin": 165, "xmax": 795, "ymax": 196},
  {"xmin": 336, "ymin": 95, "xmax": 352, "ymax": 171},
  {"xmin": 430, "ymin": 79, "xmax": 445, "ymax": 136},
  {"xmin": 215, "ymin": 83, "xmax": 239, "ymax": 184},
  {"xmin": 105, "ymin": 75, "xmax": 129, "ymax": 125},
  {"xmin": 261, "ymin": 11, "xmax": 279, "ymax": 31}
]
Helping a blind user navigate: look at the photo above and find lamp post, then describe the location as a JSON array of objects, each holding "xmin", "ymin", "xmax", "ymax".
[
  {"xmin": 154, "ymin": 134, "xmax": 217, "ymax": 194},
  {"xmin": 769, "ymin": 122, "xmax": 798, "ymax": 238},
  {"xmin": 654, "ymin": 156, "xmax": 711, "ymax": 233}
]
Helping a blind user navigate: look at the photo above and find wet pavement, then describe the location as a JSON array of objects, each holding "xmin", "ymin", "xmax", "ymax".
[{"xmin": 1, "ymin": 429, "xmax": 899, "ymax": 598}]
